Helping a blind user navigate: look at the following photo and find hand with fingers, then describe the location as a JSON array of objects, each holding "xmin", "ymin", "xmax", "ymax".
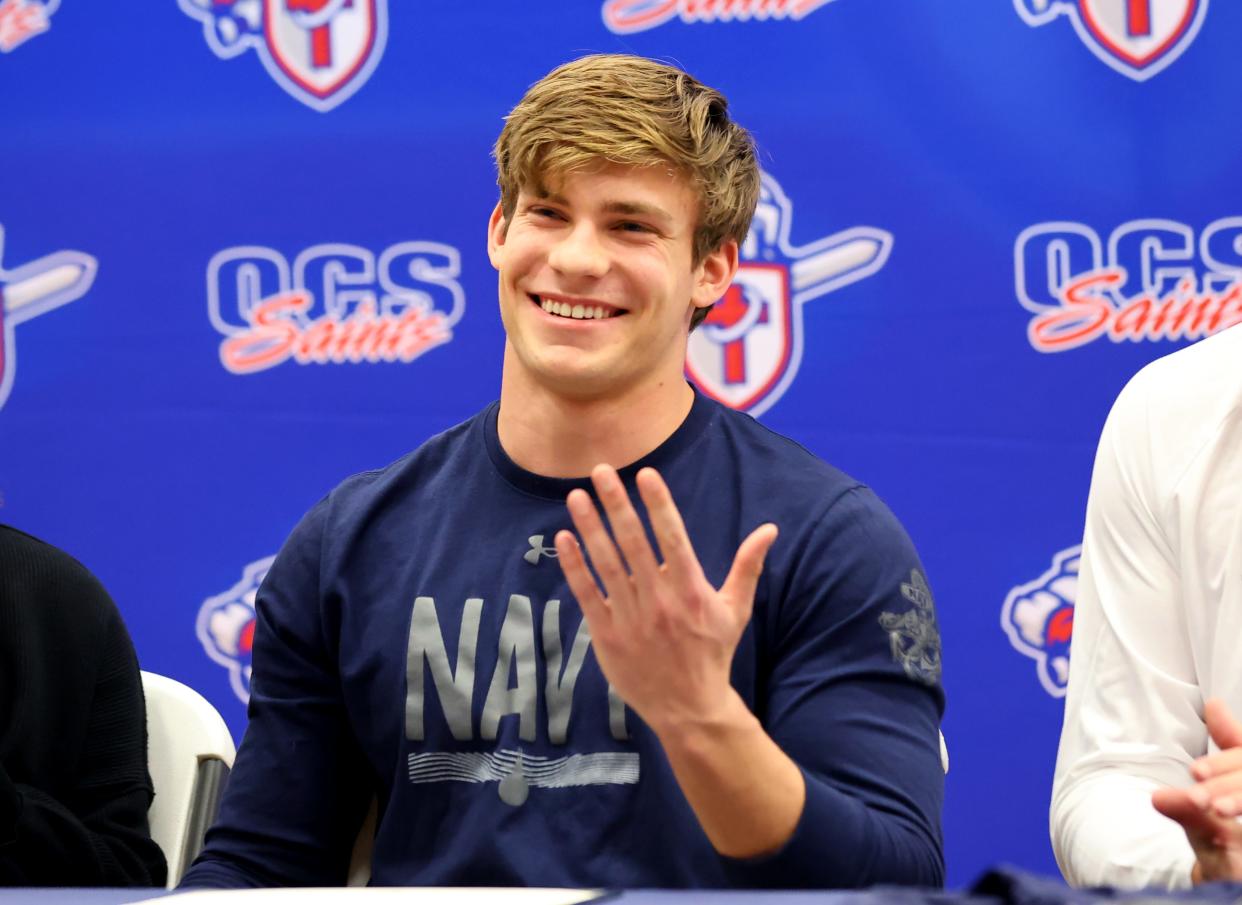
[
  {"xmin": 1153, "ymin": 698, "xmax": 1242, "ymax": 883},
  {"xmin": 553, "ymin": 463, "xmax": 778, "ymax": 736}
]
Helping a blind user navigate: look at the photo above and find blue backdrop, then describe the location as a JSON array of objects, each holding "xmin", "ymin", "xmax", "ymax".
[{"xmin": 2, "ymin": 0, "xmax": 1237, "ymax": 887}]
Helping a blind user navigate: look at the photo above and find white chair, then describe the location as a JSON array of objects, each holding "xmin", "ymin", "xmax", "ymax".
[{"xmin": 142, "ymin": 671, "xmax": 237, "ymax": 887}]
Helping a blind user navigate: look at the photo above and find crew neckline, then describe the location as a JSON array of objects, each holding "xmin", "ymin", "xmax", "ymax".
[{"xmin": 482, "ymin": 389, "xmax": 717, "ymax": 501}]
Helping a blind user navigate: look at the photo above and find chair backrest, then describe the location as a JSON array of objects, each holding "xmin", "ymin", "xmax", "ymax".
[{"xmin": 142, "ymin": 671, "xmax": 236, "ymax": 887}]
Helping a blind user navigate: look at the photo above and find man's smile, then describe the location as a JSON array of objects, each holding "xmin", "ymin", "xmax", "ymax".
[{"xmin": 528, "ymin": 292, "xmax": 626, "ymax": 321}]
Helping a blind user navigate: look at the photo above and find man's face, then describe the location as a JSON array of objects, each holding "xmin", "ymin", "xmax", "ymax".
[{"xmin": 488, "ymin": 161, "xmax": 736, "ymax": 401}]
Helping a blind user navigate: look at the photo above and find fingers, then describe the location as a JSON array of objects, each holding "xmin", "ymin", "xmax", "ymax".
[
  {"xmin": 721, "ymin": 523, "xmax": 779, "ymax": 620},
  {"xmin": 1191, "ymin": 747, "xmax": 1242, "ymax": 785},
  {"xmin": 565, "ymin": 488, "xmax": 633, "ymax": 605},
  {"xmin": 1183, "ymin": 700, "xmax": 1242, "ymax": 817},
  {"xmin": 553, "ymin": 529, "xmax": 612, "ymax": 630},
  {"xmin": 1206, "ymin": 698, "xmax": 1242, "ymax": 750},
  {"xmin": 589, "ymin": 465, "xmax": 660, "ymax": 592},
  {"xmin": 1152, "ymin": 787, "xmax": 1225, "ymax": 845},
  {"xmin": 635, "ymin": 467, "xmax": 706, "ymax": 589},
  {"xmin": 1186, "ymin": 767, "xmax": 1242, "ymax": 818}
]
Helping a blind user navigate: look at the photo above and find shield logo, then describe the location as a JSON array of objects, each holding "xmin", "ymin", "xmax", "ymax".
[
  {"xmin": 685, "ymin": 171, "xmax": 892, "ymax": 416},
  {"xmin": 1014, "ymin": 0, "xmax": 1207, "ymax": 81},
  {"xmin": 1079, "ymin": 0, "xmax": 1202, "ymax": 72},
  {"xmin": 264, "ymin": 0, "xmax": 382, "ymax": 107},
  {"xmin": 687, "ymin": 265, "xmax": 792, "ymax": 412},
  {"xmin": 179, "ymin": 0, "xmax": 388, "ymax": 111}
]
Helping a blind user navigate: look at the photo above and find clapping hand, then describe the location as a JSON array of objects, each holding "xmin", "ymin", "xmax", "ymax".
[{"xmin": 1153, "ymin": 699, "xmax": 1242, "ymax": 883}]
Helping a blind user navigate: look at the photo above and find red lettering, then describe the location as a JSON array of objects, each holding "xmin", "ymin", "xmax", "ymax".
[
  {"xmin": 603, "ymin": 0, "xmax": 826, "ymax": 31},
  {"xmin": 1028, "ymin": 270, "xmax": 1117, "ymax": 352},
  {"xmin": 1207, "ymin": 285, "xmax": 1242, "ymax": 333},
  {"xmin": 1110, "ymin": 296, "xmax": 1152, "ymax": 340},
  {"xmin": 219, "ymin": 291, "xmax": 307, "ymax": 373},
  {"xmin": 1165, "ymin": 295, "xmax": 1217, "ymax": 338},
  {"xmin": 601, "ymin": 0, "xmax": 678, "ymax": 32}
]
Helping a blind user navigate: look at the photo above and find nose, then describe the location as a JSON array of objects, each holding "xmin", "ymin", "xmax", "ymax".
[{"xmin": 547, "ymin": 221, "xmax": 609, "ymax": 279}]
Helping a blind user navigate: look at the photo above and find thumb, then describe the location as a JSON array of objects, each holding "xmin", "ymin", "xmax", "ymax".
[
  {"xmin": 721, "ymin": 523, "xmax": 778, "ymax": 616},
  {"xmin": 1205, "ymin": 698, "xmax": 1242, "ymax": 750}
]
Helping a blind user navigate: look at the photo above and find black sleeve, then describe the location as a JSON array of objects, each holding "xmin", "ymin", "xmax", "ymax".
[{"xmin": 0, "ymin": 599, "xmax": 167, "ymax": 886}]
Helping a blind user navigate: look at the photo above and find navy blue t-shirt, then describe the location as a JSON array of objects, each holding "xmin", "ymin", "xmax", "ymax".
[{"xmin": 183, "ymin": 392, "xmax": 945, "ymax": 889}]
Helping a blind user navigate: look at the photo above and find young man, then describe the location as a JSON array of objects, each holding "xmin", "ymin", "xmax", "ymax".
[
  {"xmin": 1052, "ymin": 324, "xmax": 1242, "ymax": 889},
  {"xmin": 181, "ymin": 55, "xmax": 944, "ymax": 889}
]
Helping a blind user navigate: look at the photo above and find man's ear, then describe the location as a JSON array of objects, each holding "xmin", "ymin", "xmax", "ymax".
[
  {"xmin": 692, "ymin": 238, "xmax": 739, "ymax": 312},
  {"xmin": 487, "ymin": 203, "xmax": 507, "ymax": 270}
]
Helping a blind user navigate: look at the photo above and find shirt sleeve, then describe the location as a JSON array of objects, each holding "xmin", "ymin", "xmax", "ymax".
[
  {"xmin": 722, "ymin": 486, "xmax": 946, "ymax": 888},
  {"xmin": 180, "ymin": 500, "xmax": 374, "ymax": 888},
  {"xmin": 1050, "ymin": 369, "xmax": 1200, "ymax": 890},
  {"xmin": 0, "ymin": 602, "xmax": 167, "ymax": 887}
]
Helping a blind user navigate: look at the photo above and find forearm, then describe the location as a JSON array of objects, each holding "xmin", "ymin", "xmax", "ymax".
[
  {"xmin": 653, "ymin": 689, "xmax": 805, "ymax": 859},
  {"xmin": 1053, "ymin": 771, "xmax": 1194, "ymax": 889},
  {"xmin": 0, "ymin": 780, "xmax": 163, "ymax": 886}
]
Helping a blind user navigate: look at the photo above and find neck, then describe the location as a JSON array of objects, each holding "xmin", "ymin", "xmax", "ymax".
[{"xmin": 496, "ymin": 345, "xmax": 695, "ymax": 478}]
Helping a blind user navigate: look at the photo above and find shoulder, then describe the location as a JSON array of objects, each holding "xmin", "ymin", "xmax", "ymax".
[
  {"xmin": 1101, "ymin": 328, "xmax": 1242, "ymax": 483},
  {"xmin": 323, "ymin": 406, "xmax": 488, "ymax": 517},
  {"xmin": 705, "ymin": 402, "xmax": 867, "ymax": 509},
  {"xmin": 0, "ymin": 524, "xmax": 120, "ymax": 636},
  {"xmin": 700, "ymin": 404, "xmax": 921, "ymax": 585},
  {"xmin": 273, "ymin": 407, "xmax": 489, "ymax": 564},
  {"xmin": 704, "ymin": 403, "xmax": 912, "ymax": 559}
]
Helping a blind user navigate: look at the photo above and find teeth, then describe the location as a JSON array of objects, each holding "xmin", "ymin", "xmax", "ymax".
[{"xmin": 536, "ymin": 296, "xmax": 615, "ymax": 319}]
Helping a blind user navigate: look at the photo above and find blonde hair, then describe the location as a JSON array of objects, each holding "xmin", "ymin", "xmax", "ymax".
[{"xmin": 494, "ymin": 54, "xmax": 759, "ymax": 328}]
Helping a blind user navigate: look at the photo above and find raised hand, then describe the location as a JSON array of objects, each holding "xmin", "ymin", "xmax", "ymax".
[{"xmin": 553, "ymin": 464, "xmax": 777, "ymax": 736}]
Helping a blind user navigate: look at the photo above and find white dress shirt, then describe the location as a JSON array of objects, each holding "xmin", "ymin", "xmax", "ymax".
[{"xmin": 1051, "ymin": 324, "xmax": 1242, "ymax": 889}]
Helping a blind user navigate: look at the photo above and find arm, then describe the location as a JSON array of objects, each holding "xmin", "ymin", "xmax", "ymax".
[
  {"xmin": 555, "ymin": 467, "xmax": 943, "ymax": 888},
  {"xmin": 1050, "ymin": 371, "xmax": 1201, "ymax": 889},
  {"xmin": 180, "ymin": 501, "xmax": 373, "ymax": 888},
  {"xmin": 0, "ymin": 604, "xmax": 166, "ymax": 886}
]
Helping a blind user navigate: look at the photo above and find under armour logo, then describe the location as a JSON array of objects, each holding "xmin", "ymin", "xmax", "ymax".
[{"xmin": 523, "ymin": 534, "xmax": 558, "ymax": 565}]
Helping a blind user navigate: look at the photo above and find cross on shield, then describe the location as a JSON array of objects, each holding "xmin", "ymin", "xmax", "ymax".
[
  {"xmin": 263, "ymin": 0, "xmax": 380, "ymax": 104},
  {"xmin": 686, "ymin": 262, "xmax": 792, "ymax": 412}
]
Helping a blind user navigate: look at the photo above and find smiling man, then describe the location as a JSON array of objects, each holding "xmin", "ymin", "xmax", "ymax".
[{"xmin": 181, "ymin": 55, "xmax": 945, "ymax": 890}]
